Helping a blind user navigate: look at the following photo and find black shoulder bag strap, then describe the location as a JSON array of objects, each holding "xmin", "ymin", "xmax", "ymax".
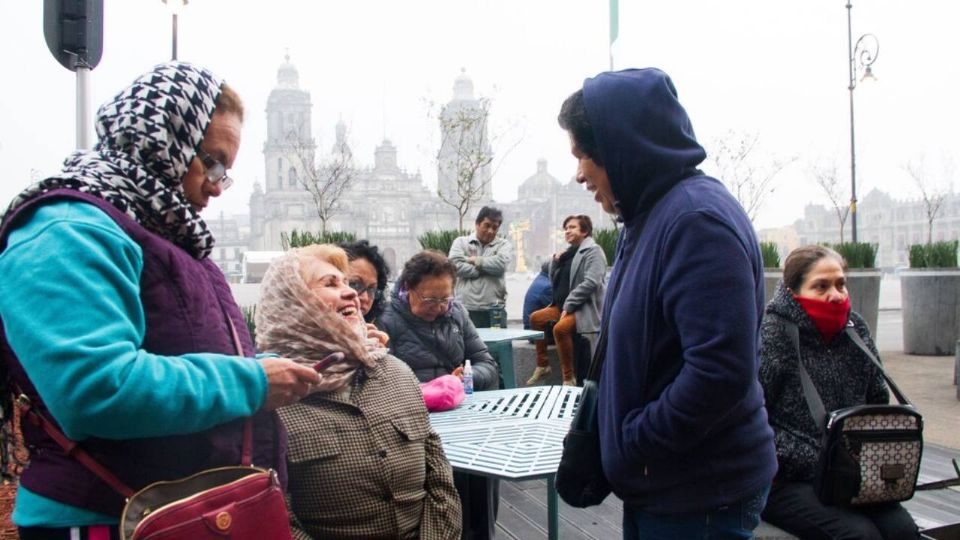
[{"xmin": 773, "ymin": 315, "xmax": 827, "ymax": 429}]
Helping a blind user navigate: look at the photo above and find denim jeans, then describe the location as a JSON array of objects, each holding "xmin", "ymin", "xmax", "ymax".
[{"xmin": 622, "ymin": 485, "xmax": 770, "ymax": 540}]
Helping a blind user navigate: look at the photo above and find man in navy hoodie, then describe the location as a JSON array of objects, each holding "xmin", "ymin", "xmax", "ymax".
[{"xmin": 558, "ymin": 69, "xmax": 777, "ymax": 538}]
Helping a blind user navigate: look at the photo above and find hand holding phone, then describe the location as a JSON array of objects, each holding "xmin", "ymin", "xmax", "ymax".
[{"xmin": 313, "ymin": 352, "xmax": 345, "ymax": 372}]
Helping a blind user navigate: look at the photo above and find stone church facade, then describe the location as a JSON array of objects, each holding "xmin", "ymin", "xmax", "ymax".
[
  {"xmin": 248, "ymin": 57, "xmax": 458, "ymax": 273},
  {"xmin": 243, "ymin": 57, "xmax": 604, "ymax": 277}
]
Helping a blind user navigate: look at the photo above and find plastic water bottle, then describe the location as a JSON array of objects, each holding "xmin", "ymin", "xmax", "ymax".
[{"xmin": 462, "ymin": 360, "xmax": 474, "ymax": 395}]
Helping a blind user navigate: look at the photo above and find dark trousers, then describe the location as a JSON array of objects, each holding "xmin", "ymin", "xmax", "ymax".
[
  {"xmin": 762, "ymin": 481, "xmax": 919, "ymax": 540},
  {"xmin": 453, "ymin": 472, "xmax": 499, "ymax": 540}
]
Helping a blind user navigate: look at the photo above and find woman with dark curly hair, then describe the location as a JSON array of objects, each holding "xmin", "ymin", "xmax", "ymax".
[{"xmin": 340, "ymin": 239, "xmax": 391, "ymax": 323}]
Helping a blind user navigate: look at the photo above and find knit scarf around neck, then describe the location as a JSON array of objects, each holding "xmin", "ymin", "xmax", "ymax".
[{"xmin": 794, "ymin": 295, "xmax": 851, "ymax": 343}]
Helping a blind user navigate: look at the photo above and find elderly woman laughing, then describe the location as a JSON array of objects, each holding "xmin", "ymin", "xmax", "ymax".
[{"xmin": 256, "ymin": 244, "xmax": 461, "ymax": 540}]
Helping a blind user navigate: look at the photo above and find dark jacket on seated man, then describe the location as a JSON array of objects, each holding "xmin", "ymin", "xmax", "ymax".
[{"xmin": 379, "ymin": 292, "xmax": 499, "ymax": 390}]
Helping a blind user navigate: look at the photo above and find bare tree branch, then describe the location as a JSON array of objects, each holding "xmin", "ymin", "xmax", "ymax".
[
  {"xmin": 708, "ymin": 130, "xmax": 796, "ymax": 222},
  {"xmin": 431, "ymin": 96, "xmax": 523, "ymax": 230},
  {"xmin": 285, "ymin": 123, "xmax": 357, "ymax": 235},
  {"xmin": 809, "ymin": 158, "xmax": 850, "ymax": 243},
  {"xmin": 905, "ymin": 155, "xmax": 950, "ymax": 244}
]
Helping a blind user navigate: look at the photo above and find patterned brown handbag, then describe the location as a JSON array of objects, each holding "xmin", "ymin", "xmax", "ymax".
[{"xmin": 781, "ymin": 319, "xmax": 923, "ymax": 506}]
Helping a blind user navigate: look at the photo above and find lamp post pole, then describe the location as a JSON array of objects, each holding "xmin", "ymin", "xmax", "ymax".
[
  {"xmin": 171, "ymin": 12, "xmax": 178, "ymax": 60},
  {"xmin": 163, "ymin": 0, "xmax": 188, "ymax": 61},
  {"xmin": 846, "ymin": 1, "xmax": 878, "ymax": 244}
]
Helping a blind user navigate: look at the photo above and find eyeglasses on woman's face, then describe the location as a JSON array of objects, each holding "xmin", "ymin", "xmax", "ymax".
[
  {"xmin": 196, "ymin": 147, "xmax": 234, "ymax": 190},
  {"xmin": 348, "ymin": 280, "xmax": 382, "ymax": 301},
  {"xmin": 410, "ymin": 289, "xmax": 454, "ymax": 308}
]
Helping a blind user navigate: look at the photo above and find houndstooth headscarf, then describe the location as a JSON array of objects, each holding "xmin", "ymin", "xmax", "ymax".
[
  {"xmin": 255, "ymin": 251, "xmax": 383, "ymax": 393},
  {"xmin": 2, "ymin": 62, "xmax": 224, "ymax": 259}
]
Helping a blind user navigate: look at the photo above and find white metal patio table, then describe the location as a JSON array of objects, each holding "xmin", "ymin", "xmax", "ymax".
[{"xmin": 429, "ymin": 385, "xmax": 582, "ymax": 540}]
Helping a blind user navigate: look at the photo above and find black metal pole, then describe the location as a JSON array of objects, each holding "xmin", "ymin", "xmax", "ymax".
[
  {"xmin": 847, "ymin": 1, "xmax": 858, "ymax": 243},
  {"xmin": 172, "ymin": 13, "xmax": 178, "ymax": 60}
]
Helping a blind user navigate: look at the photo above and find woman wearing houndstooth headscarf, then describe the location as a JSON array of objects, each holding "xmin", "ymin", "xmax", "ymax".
[{"xmin": 0, "ymin": 62, "xmax": 319, "ymax": 537}]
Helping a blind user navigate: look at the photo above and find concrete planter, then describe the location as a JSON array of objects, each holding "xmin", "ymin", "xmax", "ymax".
[
  {"xmin": 901, "ymin": 269, "xmax": 960, "ymax": 356},
  {"xmin": 763, "ymin": 270, "xmax": 781, "ymax": 307},
  {"xmin": 846, "ymin": 270, "xmax": 882, "ymax": 339}
]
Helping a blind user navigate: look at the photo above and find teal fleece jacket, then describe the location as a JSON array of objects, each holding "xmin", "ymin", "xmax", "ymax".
[{"xmin": 0, "ymin": 201, "xmax": 267, "ymax": 527}]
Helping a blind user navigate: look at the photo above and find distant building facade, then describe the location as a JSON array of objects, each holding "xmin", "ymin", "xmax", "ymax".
[
  {"xmin": 500, "ymin": 159, "xmax": 611, "ymax": 271},
  {"xmin": 437, "ymin": 69, "xmax": 493, "ymax": 207},
  {"xmin": 248, "ymin": 57, "xmax": 456, "ymax": 273},
  {"xmin": 243, "ymin": 57, "xmax": 609, "ymax": 277},
  {"xmin": 771, "ymin": 188, "xmax": 960, "ymax": 268},
  {"xmin": 207, "ymin": 211, "xmax": 249, "ymax": 283}
]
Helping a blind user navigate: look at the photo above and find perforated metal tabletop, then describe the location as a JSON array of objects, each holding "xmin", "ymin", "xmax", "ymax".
[
  {"xmin": 429, "ymin": 385, "xmax": 581, "ymax": 478},
  {"xmin": 428, "ymin": 385, "xmax": 582, "ymax": 539}
]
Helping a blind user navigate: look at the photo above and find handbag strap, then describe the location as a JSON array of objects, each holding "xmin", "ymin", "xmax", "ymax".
[
  {"xmin": 19, "ymin": 312, "xmax": 256, "ymax": 498},
  {"xmin": 843, "ymin": 326, "xmax": 912, "ymax": 406},
  {"xmin": 775, "ymin": 315, "xmax": 828, "ymax": 430},
  {"xmin": 584, "ymin": 250, "xmax": 627, "ymax": 382},
  {"xmin": 226, "ymin": 316, "xmax": 254, "ymax": 467},
  {"xmin": 17, "ymin": 396, "xmax": 135, "ymax": 498}
]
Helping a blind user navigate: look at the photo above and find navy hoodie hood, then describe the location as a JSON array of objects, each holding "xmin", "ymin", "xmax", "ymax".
[{"xmin": 582, "ymin": 68, "xmax": 706, "ymax": 222}]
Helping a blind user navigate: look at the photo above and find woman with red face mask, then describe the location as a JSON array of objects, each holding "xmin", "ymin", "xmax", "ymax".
[{"xmin": 758, "ymin": 245, "xmax": 919, "ymax": 539}]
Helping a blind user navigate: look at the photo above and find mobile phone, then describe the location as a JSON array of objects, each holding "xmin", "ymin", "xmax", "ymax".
[{"xmin": 313, "ymin": 352, "xmax": 344, "ymax": 372}]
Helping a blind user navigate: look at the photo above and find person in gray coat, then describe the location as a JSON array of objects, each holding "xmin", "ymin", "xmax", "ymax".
[
  {"xmin": 378, "ymin": 249, "xmax": 501, "ymax": 540},
  {"xmin": 527, "ymin": 214, "xmax": 606, "ymax": 385}
]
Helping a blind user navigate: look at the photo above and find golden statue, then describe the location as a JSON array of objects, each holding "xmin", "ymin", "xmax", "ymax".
[{"xmin": 509, "ymin": 220, "xmax": 531, "ymax": 272}]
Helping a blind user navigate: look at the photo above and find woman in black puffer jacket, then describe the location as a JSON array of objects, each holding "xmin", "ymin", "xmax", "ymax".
[
  {"xmin": 378, "ymin": 250, "xmax": 498, "ymax": 390},
  {"xmin": 759, "ymin": 245, "xmax": 918, "ymax": 539}
]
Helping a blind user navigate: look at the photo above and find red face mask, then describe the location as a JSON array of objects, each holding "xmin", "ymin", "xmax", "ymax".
[{"xmin": 793, "ymin": 295, "xmax": 851, "ymax": 342}]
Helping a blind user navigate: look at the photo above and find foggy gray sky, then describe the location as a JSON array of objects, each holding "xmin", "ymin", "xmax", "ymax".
[{"xmin": 1, "ymin": 1, "xmax": 957, "ymax": 230}]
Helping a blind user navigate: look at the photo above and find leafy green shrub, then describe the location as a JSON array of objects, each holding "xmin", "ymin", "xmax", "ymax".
[
  {"xmin": 417, "ymin": 230, "xmax": 468, "ymax": 254},
  {"xmin": 908, "ymin": 240, "xmax": 959, "ymax": 268},
  {"xmin": 280, "ymin": 230, "xmax": 357, "ymax": 250},
  {"xmin": 592, "ymin": 228, "xmax": 618, "ymax": 264},
  {"xmin": 241, "ymin": 304, "xmax": 257, "ymax": 343},
  {"xmin": 829, "ymin": 242, "xmax": 877, "ymax": 269},
  {"xmin": 759, "ymin": 241, "xmax": 780, "ymax": 269}
]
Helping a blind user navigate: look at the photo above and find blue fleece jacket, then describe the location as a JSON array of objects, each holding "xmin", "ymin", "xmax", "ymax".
[{"xmin": 585, "ymin": 69, "xmax": 777, "ymax": 513}]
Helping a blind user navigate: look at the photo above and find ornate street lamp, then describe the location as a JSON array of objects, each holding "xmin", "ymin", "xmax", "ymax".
[
  {"xmin": 846, "ymin": 1, "xmax": 879, "ymax": 243},
  {"xmin": 162, "ymin": 0, "xmax": 189, "ymax": 60}
]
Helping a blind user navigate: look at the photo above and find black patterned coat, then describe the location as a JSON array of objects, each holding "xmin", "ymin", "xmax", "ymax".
[{"xmin": 758, "ymin": 282, "xmax": 889, "ymax": 482}]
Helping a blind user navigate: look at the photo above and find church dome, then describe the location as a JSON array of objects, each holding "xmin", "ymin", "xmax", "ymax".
[
  {"xmin": 453, "ymin": 68, "xmax": 474, "ymax": 100},
  {"xmin": 518, "ymin": 159, "xmax": 561, "ymax": 199},
  {"xmin": 277, "ymin": 52, "xmax": 299, "ymax": 89}
]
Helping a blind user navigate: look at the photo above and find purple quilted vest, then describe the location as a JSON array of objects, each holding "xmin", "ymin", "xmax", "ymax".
[{"xmin": 0, "ymin": 189, "xmax": 287, "ymax": 516}]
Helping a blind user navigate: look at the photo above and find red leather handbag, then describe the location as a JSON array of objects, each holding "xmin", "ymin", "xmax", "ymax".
[{"xmin": 120, "ymin": 420, "xmax": 292, "ymax": 540}]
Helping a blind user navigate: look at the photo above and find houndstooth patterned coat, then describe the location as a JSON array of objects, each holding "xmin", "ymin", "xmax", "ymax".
[{"xmin": 280, "ymin": 355, "xmax": 462, "ymax": 540}]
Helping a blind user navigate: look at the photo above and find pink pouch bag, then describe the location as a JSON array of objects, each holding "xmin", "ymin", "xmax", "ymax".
[{"xmin": 420, "ymin": 375, "xmax": 466, "ymax": 412}]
